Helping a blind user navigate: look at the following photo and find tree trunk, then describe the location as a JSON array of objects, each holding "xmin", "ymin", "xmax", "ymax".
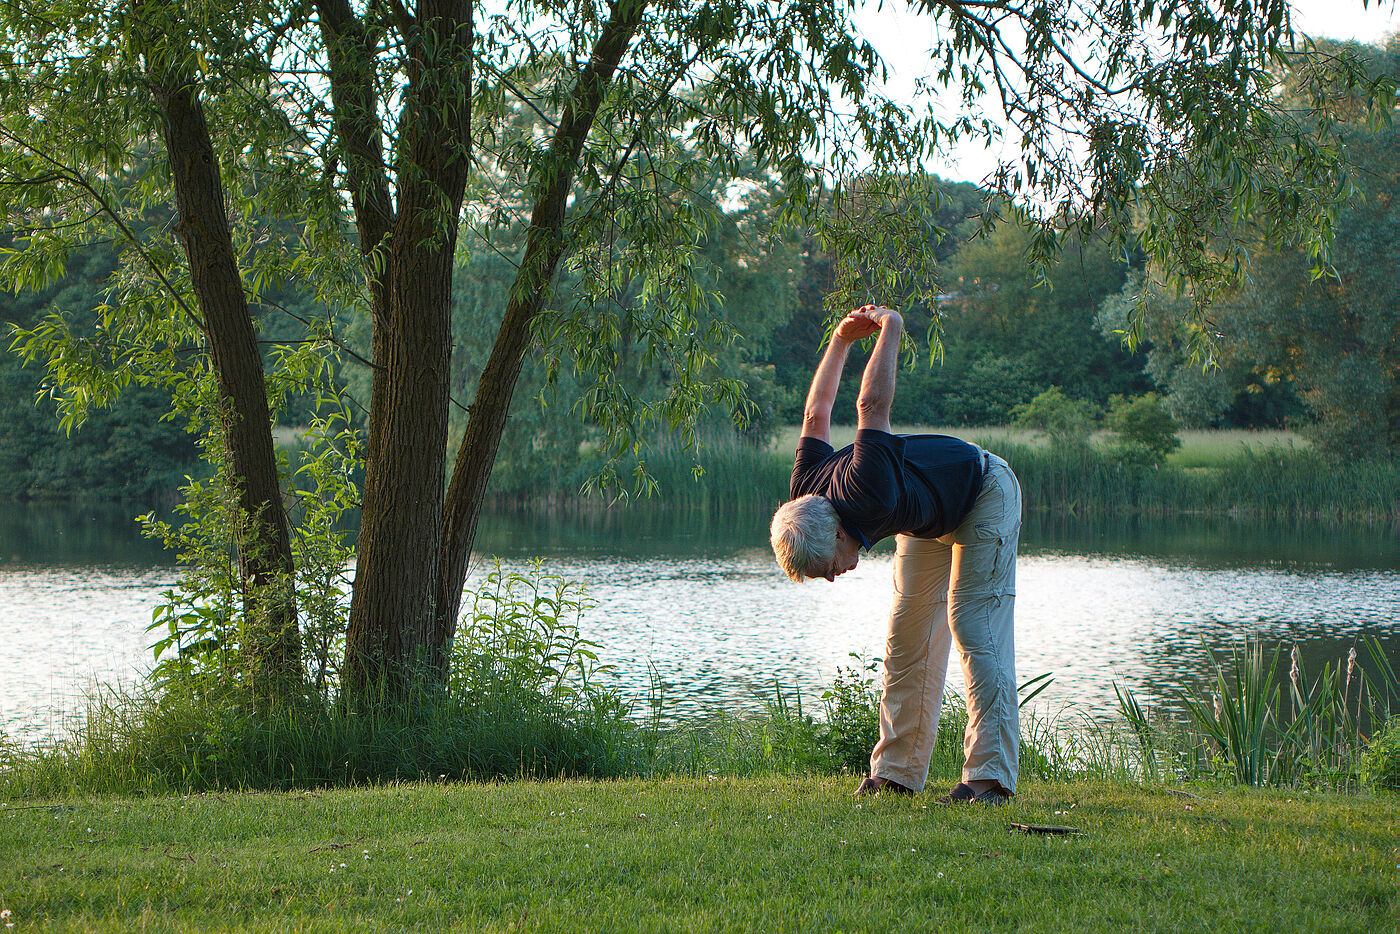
[
  {"xmin": 328, "ymin": 0, "xmax": 475, "ymax": 697},
  {"xmin": 434, "ymin": 0, "xmax": 650, "ymax": 657},
  {"xmin": 343, "ymin": 234, "xmax": 455, "ymax": 692},
  {"xmin": 153, "ymin": 77, "xmax": 300, "ymax": 687},
  {"xmin": 319, "ymin": 0, "xmax": 644, "ymax": 694}
]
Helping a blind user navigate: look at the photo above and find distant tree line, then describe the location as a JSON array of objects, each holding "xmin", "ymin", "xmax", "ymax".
[{"xmin": 2, "ymin": 39, "xmax": 1396, "ymax": 503}]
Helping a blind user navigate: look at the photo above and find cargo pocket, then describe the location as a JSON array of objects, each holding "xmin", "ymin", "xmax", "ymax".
[{"xmin": 980, "ymin": 523, "xmax": 1017, "ymax": 596}]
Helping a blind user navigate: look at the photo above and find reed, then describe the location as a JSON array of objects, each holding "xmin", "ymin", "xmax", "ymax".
[
  {"xmin": 495, "ymin": 430, "xmax": 1397, "ymax": 521},
  {"xmin": 1115, "ymin": 636, "xmax": 1400, "ymax": 789},
  {"xmin": 995, "ymin": 442, "xmax": 1398, "ymax": 520},
  {"xmin": 574, "ymin": 441, "xmax": 792, "ymax": 512}
]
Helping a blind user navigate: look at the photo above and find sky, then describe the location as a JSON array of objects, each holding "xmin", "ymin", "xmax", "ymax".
[{"xmin": 854, "ymin": 0, "xmax": 1400, "ymax": 184}]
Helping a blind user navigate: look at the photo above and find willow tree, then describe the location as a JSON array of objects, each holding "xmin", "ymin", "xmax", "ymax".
[{"xmin": 1, "ymin": 0, "xmax": 1390, "ymax": 699}]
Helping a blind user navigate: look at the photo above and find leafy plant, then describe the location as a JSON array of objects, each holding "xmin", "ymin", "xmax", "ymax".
[
  {"xmin": 1178, "ymin": 637, "xmax": 1290, "ymax": 786},
  {"xmin": 451, "ymin": 561, "xmax": 618, "ymax": 712},
  {"xmin": 819, "ymin": 654, "xmax": 883, "ymax": 773},
  {"xmin": 1012, "ymin": 387, "xmax": 1099, "ymax": 448},
  {"xmin": 1106, "ymin": 393, "xmax": 1181, "ymax": 466},
  {"xmin": 1359, "ymin": 717, "xmax": 1400, "ymax": 791},
  {"xmin": 1175, "ymin": 636, "xmax": 1400, "ymax": 788}
]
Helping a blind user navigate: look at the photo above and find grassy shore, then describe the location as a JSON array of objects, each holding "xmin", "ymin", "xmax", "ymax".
[{"xmin": 2, "ymin": 777, "xmax": 1395, "ymax": 933}]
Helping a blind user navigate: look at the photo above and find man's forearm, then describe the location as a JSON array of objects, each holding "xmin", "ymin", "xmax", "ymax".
[
  {"xmin": 802, "ymin": 335, "xmax": 852, "ymax": 439},
  {"xmin": 856, "ymin": 316, "xmax": 901, "ymax": 433}
]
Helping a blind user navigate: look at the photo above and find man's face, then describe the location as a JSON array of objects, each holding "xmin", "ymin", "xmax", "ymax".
[{"xmin": 816, "ymin": 528, "xmax": 861, "ymax": 582}]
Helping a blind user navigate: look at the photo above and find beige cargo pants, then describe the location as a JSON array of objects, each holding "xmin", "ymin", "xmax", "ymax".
[{"xmin": 869, "ymin": 452, "xmax": 1022, "ymax": 793}]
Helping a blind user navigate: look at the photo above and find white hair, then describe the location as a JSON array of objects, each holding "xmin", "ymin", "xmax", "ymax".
[{"xmin": 770, "ymin": 495, "xmax": 839, "ymax": 582}]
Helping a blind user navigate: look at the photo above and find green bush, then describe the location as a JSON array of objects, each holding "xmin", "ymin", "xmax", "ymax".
[
  {"xmin": 1360, "ymin": 718, "xmax": 1400, "ymax": 791},
  {"xmin": 1106, "ymin": 393, "xmax": 1181, "ymax": 465},
  {"xmin": 1011, "ymin": 386, "xmax": 1098, "ymax": 448},
  {"xmin": 3, "ymin": 562, "xmax": 650, "ymax": 795}
]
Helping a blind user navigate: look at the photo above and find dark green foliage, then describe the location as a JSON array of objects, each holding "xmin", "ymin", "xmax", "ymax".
[
  {"xmin": 1103, "ymin": 38, "xmax": 1400, "ymax": 455},
  {"xmin": 1105, "ymin": 393, "xmax": 1181, "ymax": 465},
  {"xmin": 0, "ymin": 244, "xmax": 199, "ymax": 501}
]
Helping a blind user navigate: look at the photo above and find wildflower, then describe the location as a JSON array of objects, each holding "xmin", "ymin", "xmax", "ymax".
[{"xmin": 1, "ymin": 910, "xmax": 10, "ymax": 919}]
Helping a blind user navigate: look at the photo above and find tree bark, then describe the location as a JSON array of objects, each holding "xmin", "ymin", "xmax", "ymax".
[
  {"xmin": 319, "ymin": 0, "xmax": 476, "ymax": 695},
  {"xmin": 317, "ymin": 0, "xmax": 645, "ymax": 693},
  {"xmin": 152, "ymin": 76, "xmax": 300, "ymax": 686},
  {"xmin": 434, "ymin": 0, "xmax": 650, "ymax": 659}
]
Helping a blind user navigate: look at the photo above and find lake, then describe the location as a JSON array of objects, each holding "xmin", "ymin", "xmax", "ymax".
[{"xmin": 2, "ymin": 500, "xmax": 1398, "ymax": 745}]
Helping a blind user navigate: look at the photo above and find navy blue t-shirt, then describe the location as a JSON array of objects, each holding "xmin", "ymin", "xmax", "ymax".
[{"xmin": 789, "ymin": 430, "xmax": 985, "ymax": 548}]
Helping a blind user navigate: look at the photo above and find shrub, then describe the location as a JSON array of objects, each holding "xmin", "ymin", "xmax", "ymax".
[
  {"xmin": 1360, "ymin": 718, "xmax": 1400, "ymax": 791},
  {"xmin": 1011, "ymin": 386, "xmax": 1098, "ymax": 448},
  {"xmin": 1106, "ymin": 392, "xmax": 1181, "ymax": 465},
  {"xmin": 2, "ymin": 562, "xmax": 649, "ymax": 795},
  {"xmin": 819, "ymin": 656, "xmax": 882, "ymax": 772}
]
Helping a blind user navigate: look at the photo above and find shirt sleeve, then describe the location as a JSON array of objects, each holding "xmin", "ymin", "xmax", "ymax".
[
  {"xmin": 836, "ymin": 430, "xmax": 904, "ymax": 524},
  {"xmin": 790, "ymin": 436, "xmax": 834, "ymax": 498}
]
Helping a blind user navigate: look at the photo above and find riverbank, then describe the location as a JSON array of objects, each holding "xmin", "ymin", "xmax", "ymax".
[{"xmin": 1, "ymin": 777, "xmax": 1394, "ymax": 932}]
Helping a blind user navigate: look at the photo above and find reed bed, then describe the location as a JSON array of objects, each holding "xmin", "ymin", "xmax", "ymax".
[{"xmin": 552, "ymin": 434, "xmax": 1397, "ymax": 521}]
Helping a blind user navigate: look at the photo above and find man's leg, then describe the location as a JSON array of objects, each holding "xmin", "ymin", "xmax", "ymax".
[
  {"xmin": 868, "ymin": 533, "xmax": 954, "ymax": 792},
  {"xmin": 944, "ymin": 456, "xmax": 1022, "ymax": 794}
]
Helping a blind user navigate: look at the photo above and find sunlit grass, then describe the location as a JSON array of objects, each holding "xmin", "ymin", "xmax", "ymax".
[
  {"xmin": 1, "ymin": 778, "xmax": 1395, "ymax": 933},
  {"xmin": 1167, "ymin": 429, "xmax": 1308, "ymax": 467}
]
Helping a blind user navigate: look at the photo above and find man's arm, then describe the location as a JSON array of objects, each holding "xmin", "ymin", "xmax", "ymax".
[
  {"xmin": 855, "ymin": 307, "xmax": 903, "ymax": 434},
  {"xmin": 801, "ymin": 307, "xmax": 882, "ymax": 443}
]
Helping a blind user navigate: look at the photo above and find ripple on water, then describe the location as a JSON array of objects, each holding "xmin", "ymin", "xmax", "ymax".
[
  {"xmin": 0, "ymin": 566, "xmax": 178, "ymax": 744},
  {"xmin": 4, "ymin": 549, "xmax": 1398, "ymax": 742}
]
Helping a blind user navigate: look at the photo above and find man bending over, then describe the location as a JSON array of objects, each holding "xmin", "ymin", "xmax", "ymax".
[{"xmin": 769, "ymin": 305, "xmax": 1022, "ymax": 805}]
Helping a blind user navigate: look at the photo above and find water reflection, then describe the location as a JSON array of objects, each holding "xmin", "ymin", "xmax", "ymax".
[
  {"xmin": 459, "ymin": 547, "xmax": 1400, "ymax": 723},
  {"xmin": 1, "ymin": 500, "xmax": 1396, "ymax": 741},
  {"xmin": 0, "ymin": 500, "xmax": 172, "ymax": 568}
]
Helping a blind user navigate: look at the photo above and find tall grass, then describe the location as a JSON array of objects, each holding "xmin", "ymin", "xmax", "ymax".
[
  {"xmin": 5, "ymin": 559, "xmax": 1395, "ymax": 797},
  {"xmin": 985, "ymin": 442, "xmax": 1398, "ymax": 520},
  {"xmin": 505, "ymin": 431, "xmax": 1397, "ymax": 521},
  {"xmin": 1117, "ymin": 636, "xmax": 1400, "ymax": 788},
  {"xmin": 0, "ymin": 563, "xmax": 654, "ymax": 796}
]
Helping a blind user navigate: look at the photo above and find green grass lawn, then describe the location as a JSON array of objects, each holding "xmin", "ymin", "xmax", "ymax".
[{"xmin": 3, "ymin": 778, "xmax": 1395, "ymax": 932}]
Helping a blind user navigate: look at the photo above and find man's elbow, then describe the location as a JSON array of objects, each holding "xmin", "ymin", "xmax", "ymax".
[{"xmin": 856, "ymin": 396, "xmax": 893, "ymax": 432}]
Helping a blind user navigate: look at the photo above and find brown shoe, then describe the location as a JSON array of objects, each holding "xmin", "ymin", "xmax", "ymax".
[
  {"xmin": 936, "ymin": 782, "xmax": 1012, "ymax": 805},
  {"xmin": 853, "ymin": 776, "xmax": 916, "ymax": 797}
]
